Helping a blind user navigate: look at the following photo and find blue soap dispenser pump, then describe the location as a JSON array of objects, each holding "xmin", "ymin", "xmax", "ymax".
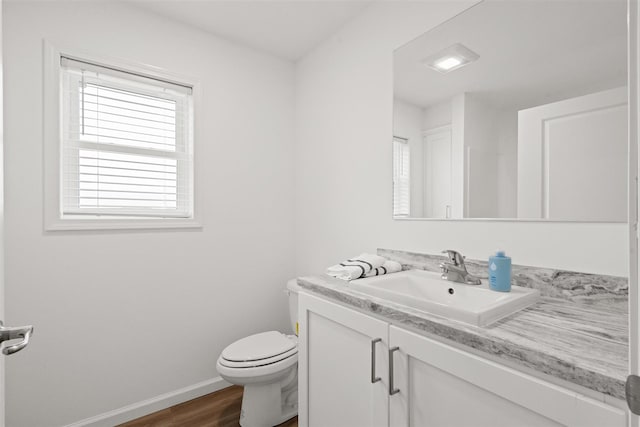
[{"xmin": 489, "ymin": 250, "xmax": 511, "ymax": 292}]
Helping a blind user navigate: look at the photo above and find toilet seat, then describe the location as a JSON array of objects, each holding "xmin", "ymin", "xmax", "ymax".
[
  {"xmin": 219, "ymin": 346, "xmax": 298, "ymax": 368},
  {"xmin": 221, "ymin": 331, "xmax": 296, "ymax": 362}
]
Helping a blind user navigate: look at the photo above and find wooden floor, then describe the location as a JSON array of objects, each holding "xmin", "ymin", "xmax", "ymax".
[{"xmin": 118, "ymin": 386, "xmax": 298, "ymax": 427}]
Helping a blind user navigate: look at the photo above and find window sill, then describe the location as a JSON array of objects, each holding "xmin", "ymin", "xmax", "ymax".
[{"xmin": 44, "ymin": 216, "xmax": 202, "ymax": 232}]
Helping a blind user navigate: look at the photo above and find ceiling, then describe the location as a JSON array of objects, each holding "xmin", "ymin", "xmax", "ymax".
[
  {"xmin": 130, "ymin": 0, "xmax": 372, "ymax": 61},
  {"xmin": 394, "ymin": 0, "xmax": 628, "ymax": 111}
]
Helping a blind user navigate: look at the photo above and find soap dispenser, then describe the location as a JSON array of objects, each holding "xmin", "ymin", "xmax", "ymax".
[{"xmin": 489, "ymin": 251, "xmax": 511, "ymax": 292}]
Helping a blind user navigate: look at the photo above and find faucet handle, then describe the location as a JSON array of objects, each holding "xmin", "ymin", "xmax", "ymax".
[{"xmin": 442, "ymin": 249, "xmax": 465, "ymax": 266}]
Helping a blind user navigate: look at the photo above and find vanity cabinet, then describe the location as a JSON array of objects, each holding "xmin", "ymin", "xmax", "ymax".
[{"xmin": 298, "ymin": 292, "xmax": 627, "ymax": 427}]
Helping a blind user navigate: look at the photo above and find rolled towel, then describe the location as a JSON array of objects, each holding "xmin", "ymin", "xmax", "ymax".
[
  {"xmin": 327, "ymin": 253, "xmax": 386, "ymax": 280},
  {"xmin": 364, "ymin": 260, "xmax": 402, "ymax": 278}
]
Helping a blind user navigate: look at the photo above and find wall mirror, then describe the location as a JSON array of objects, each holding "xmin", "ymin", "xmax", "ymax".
[{"xmin": 392, "ymin": 0, "xmax": 628, "ymax": 221}]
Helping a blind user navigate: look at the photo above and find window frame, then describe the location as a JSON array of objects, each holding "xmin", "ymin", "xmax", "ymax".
[
  {"xmin": 44, "ymin": 41, "xmax": 203, "ymax": 231},
  {"xmin": 392, "ymin": 136, "xmax": 411, "ymax": 218}
]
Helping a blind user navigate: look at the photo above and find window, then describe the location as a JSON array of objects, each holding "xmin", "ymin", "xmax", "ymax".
[
  {"xmin": 58, "ymin": 56, "xmax": 194, "ymax": 221},
  {"xmin": 392, "ymin": 137, "xmax": 410, "ymax": 217}
]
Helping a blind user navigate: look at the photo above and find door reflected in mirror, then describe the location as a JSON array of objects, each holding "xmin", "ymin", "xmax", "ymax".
[{"xmin": 392, "ymin": 0, "xmax": 627, "ymax": 221}]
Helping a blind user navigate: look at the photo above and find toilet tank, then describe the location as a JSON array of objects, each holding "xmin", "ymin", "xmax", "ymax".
[{"xmin": 285, "ymin": 279, "xmax": 302, "ymax": 335}]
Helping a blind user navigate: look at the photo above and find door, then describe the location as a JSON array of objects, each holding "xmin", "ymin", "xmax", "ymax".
[
  {"xmin": 517, "ymin": 87, "xmax": 627, "ymax": 221},
  {"xmin": 0, "ymin": 2, "xmax": 4, "ymax": 418},
  {"xmin": 630, "ymin": 1, "xmax": 640, "ymax": 426},
  {"xmin": 298, "ymin": 293, "xmax": 389, "ymax": 427},
  {"xmin": 423, "ymin": 127, "xmax": 452, "ymax": 218},
  {"xmin": 0, "ymin": 7, "xmax": 34, "ymax": 425},
  {"xmin": 388, "ymin": 326, "xmax": 625, "ymax": 427}
]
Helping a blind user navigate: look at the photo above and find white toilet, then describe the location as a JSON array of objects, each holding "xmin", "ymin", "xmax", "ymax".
[{"xmin": 216, "ymin": 279, "xmax": 301, "ymax": 427}]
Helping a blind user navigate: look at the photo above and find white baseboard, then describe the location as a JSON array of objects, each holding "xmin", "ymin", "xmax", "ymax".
[{"xmin": 64, "ymin": 377, "xmax": 230, "ymax": 427}]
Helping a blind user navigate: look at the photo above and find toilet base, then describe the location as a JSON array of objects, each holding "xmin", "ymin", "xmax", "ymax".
[{"xmin": 238, "ymin": 368, "xmax": 298, "ymax": 427}]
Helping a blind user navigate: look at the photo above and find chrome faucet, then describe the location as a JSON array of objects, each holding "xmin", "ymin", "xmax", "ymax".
[{"xmin": 439, "ymin": 250, "xmax": 482, "ymax": 285}]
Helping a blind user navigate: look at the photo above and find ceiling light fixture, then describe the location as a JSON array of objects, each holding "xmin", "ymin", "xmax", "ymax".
[{"xmin": 423, "ymin": 43, "xmax": 479, "ymax": 74}]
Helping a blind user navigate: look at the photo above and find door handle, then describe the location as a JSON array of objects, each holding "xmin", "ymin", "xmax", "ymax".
[
  {"xmin": 371, "ymin": 338, "xmax": 382, "ymax": 383},
  {"xmin": 389, "ymin": 346, "xmax": 400, "ymax": 395},
  {"xmin": 0, "ymin": 321, "xmax": 34, "ymax": 356}
]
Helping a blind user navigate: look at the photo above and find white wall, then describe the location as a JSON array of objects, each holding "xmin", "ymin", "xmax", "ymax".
[
  {"xmin": 3, "ymin": 2, "xmax": 295, "ymax": 426},
  {"xmin": 294, "ymin": 1, "xmax": 627, "ymax": 278},
  {"xmin": 422, "ymin": 99, "xmax": 451, "ymax": 131},
  {"xmin": 393, "ymin": 98, "xmax": 423, "ymax": 216},
  {"xmin": 450, "ymin": 93, "xmax": 466, "ymax": 218},
  {"xmin": 463, "ymin": 93, "xmax": 500, "ymax": 218},
  {"xmin": 497, "ymin": 109, "xmax": 518, "ymax": 217}
]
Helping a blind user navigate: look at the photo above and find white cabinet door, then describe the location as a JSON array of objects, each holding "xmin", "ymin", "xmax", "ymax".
[
  {"xmin": 389, "ymin": 325, "xmax": 626, "ymax": 427},
  {"xmin": 298, "ymin": 293, "xmax": 389, "ymax": 427}
]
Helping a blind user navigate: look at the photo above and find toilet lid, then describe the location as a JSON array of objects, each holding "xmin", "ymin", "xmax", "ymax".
[{"xmin": 222, "ymin": 331, "xmax": 296, "ymax": 362}]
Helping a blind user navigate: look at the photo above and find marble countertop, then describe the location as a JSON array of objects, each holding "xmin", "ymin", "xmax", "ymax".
[{"xmin": 297, "ymin": 274, "xmax": 628, "ymax": 400}]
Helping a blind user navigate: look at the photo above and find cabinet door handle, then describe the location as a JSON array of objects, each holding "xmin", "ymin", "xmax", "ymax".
[
  {"xmin": 371, "ymin": 338, "xmax": 382, "ymax": 383},
  {"xmin": 389, "ymin": 346, "xmax": 400, "ymax": 395}
]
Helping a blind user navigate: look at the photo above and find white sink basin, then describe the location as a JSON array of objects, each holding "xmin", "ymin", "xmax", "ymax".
[{"xmin": 348, "ymin": 269, "xmax": 539, "ymax": 327}]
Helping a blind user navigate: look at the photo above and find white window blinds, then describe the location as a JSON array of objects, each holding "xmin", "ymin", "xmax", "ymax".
[
  {"xmin": 60, "ymin": 57, "xmax": 194, "ymax": 218},
  {"xmin": 393, "ymin": 137, "xmax": 410, "ymax": 217}
]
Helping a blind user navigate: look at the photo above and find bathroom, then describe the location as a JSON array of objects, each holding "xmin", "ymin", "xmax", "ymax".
[{"xmin": 0, "ymin": 0, "xmax": 636, "ymax": 426}]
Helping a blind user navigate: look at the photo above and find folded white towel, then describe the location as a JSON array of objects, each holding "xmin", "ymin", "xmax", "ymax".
[
  {"xmin": 326, "ymin": 253, "xmax": 386, "ymax": 280},
  {"xmin": 364, "ymin": 260, "xmax": 402, "ymax": 278}
]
